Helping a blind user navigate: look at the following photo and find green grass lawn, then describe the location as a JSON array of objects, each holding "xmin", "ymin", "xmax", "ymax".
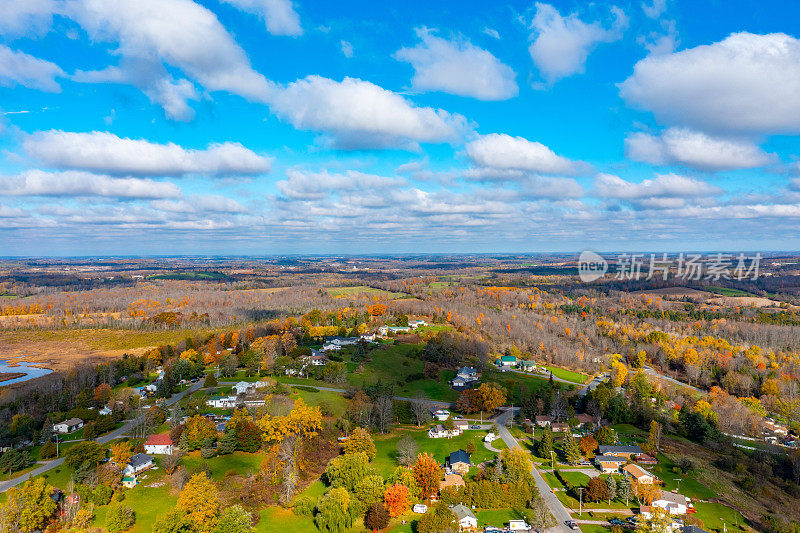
[
  {"xmin": 559, "ymin": 471, "xmax": 591, "ymax": 487},
  {"xmin": 98, "ymin": 468, "xmax": 178, "ymax": 533},
  {"xmin": 693, "ymin": 502, "xmax": 748, "ymax": 532},
  {"xmin": 327, "ymin": 286, "xmax": 409, "ymax": 299},
  {"xmin": 579, "ymin": 525, "xmax": 612, "ymax": 533},
  {"xmin": 652, "ymin": 454, "xmax": 716, "ymax": 500},
  {"xmin": 182, "ymin": 451, "xmax": 264, "ymax": 481},
  {"xmin": 291, "ymin": 388, "xmax": 348, "ymax": 418},
  {"xmin": 373, "ymin": 427, "xmax": 500, "ymax": 478},
  {"xmin": 476, "ymin": 508, "xmax": 527, "ymax": 528},
  {"xmin": 543, "ymin": 366, "xmax": 589, "ymax": 384}
]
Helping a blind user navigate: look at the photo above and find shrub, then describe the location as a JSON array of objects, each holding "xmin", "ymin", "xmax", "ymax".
[{"xmin": 293, "ymin": 496, "xmax": 314, "ymax": 516}]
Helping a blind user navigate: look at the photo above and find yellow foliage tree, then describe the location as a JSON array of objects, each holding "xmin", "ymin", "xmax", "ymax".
[{"xmin": 177, "ymin": 473, "xmax": 220, "ymax": 532}]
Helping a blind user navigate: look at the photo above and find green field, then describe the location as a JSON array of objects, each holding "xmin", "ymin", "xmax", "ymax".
[
  {"xmin": 693, "ymin": 502, "xmax": 748, "ymax": 532},
  {"xmin": 652, "ymin": 454, "xmax": 716, "ymax": 500},
  {"xmin": 543, "ymin": 366, "xmax": 590, "ymax": 384},
  {"xmin": 326, "ymin": 286, "xmax": 409, "ymax": 299},
  {"xmin": 373, "ymin": 426, "xmax": 500, "ymax": 478},
  {"xmin": 705, "ymin": 286, "xmax": 759, "ymax": 297}
]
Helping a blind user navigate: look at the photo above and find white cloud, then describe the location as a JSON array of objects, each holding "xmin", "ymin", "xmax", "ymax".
[
  {"xmin": 528, "ymin": 3, "xmax": 627, "ymax": 84},
  {"xmin": 0, "ymin": 45, "xmax": 65, "ymax": 92},
  {"xmin": 151, "ymin": 195, "xmax": 247, "ymax": 213},
  {"xmin": 65, "ymin": 0, "xmax": 273, "ymax": 118},
  {"xmin": 24, "ymin": 130, "xmax": 272, "ymax": 176},
  {"xmin": 620, "ymin": 32, "xmax": 800, "ymax": 134},
  {"xmin": 594, "ymin": 172, "xmax": 720, "ymax": 199},
  {"xmin": 625, "ymin": 128, "xmax": 774, "ymax": 171},
  {"xmin": 0, "ymin": 0, "xmax": 55, "ymax": 37},
  {"xmin": 220, "ymin": 0, "xmax": 302, "ymax": 36},
  {"xmin": 340, "ymin": 40, "xmax": 354, "ymax": 58},
  {"xmin": 394, "ymin": 28, "xmax": 517, "ymax": 100},
  {"xmin": 267, "ymin": 76, "xmax": 470, "ymax": 149},
  {"xmin": 466, "ymin": 133, "xmax": 586, "ymax": 175},
  {"xmin": 519, "ymin": 176, "xmax": 584, "ymax": 198},
  {"xmin": 0, "ymin": 170, "xmax": 181, "ymax": 198},
  {"xmin": 483, "ymin": 27, "xmax": 500, "ymax": 39},
  {"xmin": 276, "ymin": 169, "xmax": 405, "ymax": 200},
  {"xmin": 642, "ymin": 0, "xmax": 667, "ymax": 19}
]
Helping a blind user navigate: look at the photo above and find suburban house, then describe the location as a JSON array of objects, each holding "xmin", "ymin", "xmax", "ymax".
[
  {"xmin": 597, "ymin": 444, "xmax": 643, "ymax": 458},
  {"xmin": 651, "ymin": 490, "xmax": 689, "ymax": 515},
  {"xmin": 124, "ymin": 453, "xmax": 154, "ymax": 476},
  {"xmin": 53, "ymin": 418, "xmax": 84, "ymax": 434},
  {"xmin": 450, "ymin": 504, "xmax": 478, "ymax": 530},
  {"xmin": 574, "ymin": 413, "xmax": 599, "ymax": 429},
  {"xmin": 451, "ymin": 366, "xmax": 478, "ymax": 388},
  {"xmin": 303, "ymin": 353, "xmax": 328, "ymax": 366},
  {"xmin": 412, "ymin": 504, "xmax": 428, "ymax": 513},
  {"xmin": 207, "ymin": 396, "xmax": 237, "ymax": 409},
  {"xmin": 440, "ymin": 473, "xmax": 466, "ymax": 493},
  {"xmin": 320, "ymin": 343, "xmax": 341, "ymax": 352},
  {"xmin": 763, "ymin": 419, "xmax": 789, "ymax": 436},
  {"xmin": 378, "ymin": 325, "xmax": 411, "ymax": 335},
  {"xmin": 359, "ymin": 333, "xmax": 377, "ymax": 342},
  {"xmin": 551, "ymin": 422, "xmax": 569, "ymax": 433},
  {"xmin": 121, "ymin": 476, "xmax": 137, "ymax": 488},
  {"xmin": 428, "ymin": 425, "xmax": 451, "ymax": 439},
  {"xmin": 233, "ymin": 381, "xmax": 254, "ymax": 395},
  {"xmin": 636, "ymin": 453, "xmax": 658, "ymax": 464},
  {"xmin": 509, "ymin": 520, "xmax": 533, "ymax": 532},
  {"xmin": 535, "ymin": 415, "xmax": 552, "ymax": 427},
  {"xmin": 328, "ymin": 336, "xmax": 358, "ymax": 347},
  {"xmin": 144, "ymin": 434, "xmax": 174, "ymax": 455},
  {"xmin": 519, "ymin": 360, "xmax": 537, "ymax": 372},
  {"xmin": 622, "ymin": 463, "xmax": 657, "ymax": 484},
  {"xmin": 408, "ymin": 319, "xmax": 428, "ymax": 328},
  {"xmin": 430, "ymin": 407, "xmax": 451, "ymax": 421},
  {"xmin": 453, "ymin": 420, "xmax": 469, "ymax": 433},
  {"xmin": 496, "ymin": 355, "xmax": 517, "ymax": 367},
  {"xmin": 595, "ymin": 454, "xmax": 627, "ymax": 473},
  {"xmin": 254, "ymin": 379, "xmax": 273, "ymax": 389},
  {"xmin": 446, "ymin": 450, "xmax": 471, "ymax": 475}
]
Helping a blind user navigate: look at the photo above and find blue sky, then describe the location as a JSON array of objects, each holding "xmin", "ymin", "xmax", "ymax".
[{"xmin": 1, "ymin": 0, "xmax": 800, "ymax": 255}]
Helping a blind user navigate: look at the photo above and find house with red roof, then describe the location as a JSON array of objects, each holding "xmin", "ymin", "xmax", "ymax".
[{"xmin": 144, "ymin": 434, "xmax": 174, "ymax": 455}]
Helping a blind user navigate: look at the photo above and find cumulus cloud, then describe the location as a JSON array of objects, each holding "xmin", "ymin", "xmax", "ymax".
[
  {"xmin": 24, "ymin": 130, "xmax": 272, "ymax": 177},
  {"xmin": 466, "ymin": 133, "xmax": 586, "ymax": 175},
  {"xmin": 620, "ymin": 32, "xmax": 800, "ymax": 134},
  {"xmin": 394, "ymin": 28, "xmax": 518, "ymax": 100},
  {"xmin": 625, "ymin": 128, "xmax": 774, "ymax": 171},
  {"xmin": 276, "ymin": 169, "xmax": 406, "ymax": 200},
  {"xmin": 0, "ymin": 45, "xmax": 65, "ymax": 92},
  {"xmin": 220, "ymin": 0, "xmax": 302, "ymax": 36},
  {"xmin": 151, "ymin": 195, "xmax": 247, "ymax": 213},
  {"xmin": 65, "ymin": 0, "xmax": 273, "ymax": 118},
  {"xmin": 267, "ymin": 76, "xmax": 470, "ymax": 149},
  {"xmin": 518, "ymin": 176, "xmax": 584, "ymax": 198},
  {"xmin": 594, "ymin": 172, "xmax": 720, "ymax": 203},
  {"xmin": 0, "ymin": 0, "xmax": 55, "ymax": 37},
  {"xmin": 528, "ymin": 3, "xmax": 627, "ymax": 84},
  {"xmin": 0, "ymin": 170, "xmax": 181, "ymax": 198}
]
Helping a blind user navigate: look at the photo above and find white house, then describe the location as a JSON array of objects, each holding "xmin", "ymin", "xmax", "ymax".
[
  {"xmin": 233, "ymin": 381, "xmax": 253, "ymax": 395},
  {"xmin": 651, "ymin": 491, "xmax": 689, "ymax": 515},
  {"xmin": 451, "ymin": 504, "xmax": 478, "ymax": 530},
  {"xmin": 99, "ymin": 407, "xmax": 112, "ymax": 416},
  {"xmin": 123, "ymin": 453, "xmax": 154, "ymax": 476},
  {"xmin": 428, "ymin": 425, "xmax": 451, "ymax": 439},
  {"xmin": 484, "ymin": 432, "xmax": 497, "ymax": 443},
  {"xmin": 409, "ymin": 320, "xmax": 429, "ymax": 329},
  {"xmin": 359, "ymin": 333, "xmax": 377, "ymax": 342},
  {"xmin": 321, "ymin": 343, "xmax": 341, "ymax": 352},
  {"xmin": 429, "ymin": 407, "xmax": 451, "ymax": 421},
  {"xmin": 207, "ymin": 396, "xmax": 238, "ymax": 409},
  {"xmin": 413, "ymin": 504, "xmax": 428, "ymax": 513},
  {"xmin": 144, "ymin": 434, "xmax": 174, "ymax": 455},
  {"xmin": 53, "ymin": 418, "xmax": 84, "ymax": 434}
]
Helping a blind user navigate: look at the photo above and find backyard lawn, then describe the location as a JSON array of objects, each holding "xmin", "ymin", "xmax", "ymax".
[
  {"xmin": 373, "ymin": 427, "xmax": 501, "ymax": 477},
  {"xmin": 652, "ymin": 454, "xmax": 716, "ymax": 500},
  {"xmin": 543, "ymin": 366, "xmax": 590, "ymax": 384},
  {"xmin": 693, "ymin": 502, "xmax": 748, "ymax": 532}
]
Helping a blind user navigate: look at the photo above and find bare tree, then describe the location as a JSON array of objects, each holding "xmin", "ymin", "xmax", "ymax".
[
  {"xmin": 374, "ymin": 396, "xmax": 394, "ymax": 434},
  {"xmin": 410, "ymin": 391, "xmax": 431, "ymax": 427},
  {"xmin": 396, "ymin": 435, "xmax": 418, "ymax": 466}
]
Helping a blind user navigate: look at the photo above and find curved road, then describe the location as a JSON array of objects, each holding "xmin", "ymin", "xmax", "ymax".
[{"xmin": 493, "ymin": 407, "xmax": 573, "ymax": 533}]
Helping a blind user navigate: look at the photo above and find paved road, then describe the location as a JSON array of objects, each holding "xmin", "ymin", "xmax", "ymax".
[
  {"xmin": 493, "ymin": 407, "xmax": 573, "ymax": 533},
  {"xmin": 642, "ymin": 365, "xmax": 700, "ymax": 393},
  {"xmin": 0, "ymin": 378, "xmax": 206, "ymax": 493}
]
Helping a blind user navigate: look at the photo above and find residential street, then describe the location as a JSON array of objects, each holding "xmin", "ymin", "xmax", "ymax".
[
  {"xmin": 494, "ymin": 407, "xmax": 573, "ymax": 533},
  {"xmin": 0, "ymin": 377, "xmax": 206, "ymax": 493}
]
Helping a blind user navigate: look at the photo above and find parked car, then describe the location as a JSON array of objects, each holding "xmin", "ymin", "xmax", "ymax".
[
  {"xmin": 470, "ymin": 425, "xmax": 481, "ymax": 430},
  {"xmin": 609, "ymin": 518, "xmax": 626, "ymax": 526},
  {"xmin": 565, "ymin": 520, "xmax": 579, "ymax": 530}
]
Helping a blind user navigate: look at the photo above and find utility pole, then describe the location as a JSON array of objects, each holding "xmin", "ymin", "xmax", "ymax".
[
  {"xmin": 551, "ymin": 450, "xmax": 555, "ymax": 471},
  {"xmin": 578, "ymin": 487, "xmax": 584, "ymax": 518},
  {"xmin": 675, "ymin": 478, "xmax": 682, "ymax": 493}
]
